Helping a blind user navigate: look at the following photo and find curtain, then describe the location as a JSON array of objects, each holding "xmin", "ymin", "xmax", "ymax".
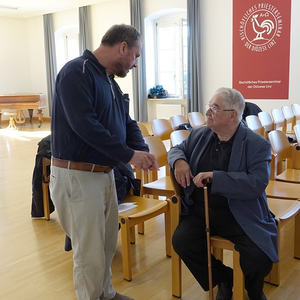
[
  {"xmin": 79, "ymin": 6, "xmax": 92, "ymax": 54},
  {"xmin": 130, "ymin": 0, "xmax": 147, "ymax": 122},
  {"xmin": 43, "ymin": 14, "xmax": 57, "ymax": 116},
  {"xmin": 187, "ymin": 0, "xmax": 203, "ymax": 113}
]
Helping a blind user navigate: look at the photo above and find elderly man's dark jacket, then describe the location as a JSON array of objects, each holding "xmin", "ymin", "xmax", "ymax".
[{"xmin": 168, "ymin": 123, "xmax": 278, "ymax": 263}]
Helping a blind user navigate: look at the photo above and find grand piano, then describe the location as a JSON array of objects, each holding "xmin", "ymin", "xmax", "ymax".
[{"xmin": 0, "ymin": 94, "xmax": 47, "ymax": 127}]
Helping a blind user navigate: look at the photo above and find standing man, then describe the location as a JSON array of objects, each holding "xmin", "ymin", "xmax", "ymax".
[
  {"xmin": 50, "ymin": 24, "xmax": 157, "ymax": 300},
  {"xmin": 168, "ymin": 87, "xmax": 278, "ymax": 300}
]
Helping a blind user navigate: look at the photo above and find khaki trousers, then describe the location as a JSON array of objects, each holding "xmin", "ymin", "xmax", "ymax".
[{"xmin": 50, "ymin": 166, "xmax": 119, "ymax": 300}]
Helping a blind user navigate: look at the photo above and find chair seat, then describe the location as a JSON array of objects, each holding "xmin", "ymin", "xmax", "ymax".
[
  {"xmin": 119, "ymin": 195, "xmax": 168, "ymax": 222},
  {"xmin": 266, "ymin": 180, "xmax": 300, "ymax": 200},
  {"xmin": 268, "ymin": 197, "xmax": 300, "ymax": 220},
  {"xmin": 276, "ymin": 168, "xmax": 300, "ymax": 184},
  {"xmin": 143, "ymin": 176, "xmax": 174, "ymax": 197}
]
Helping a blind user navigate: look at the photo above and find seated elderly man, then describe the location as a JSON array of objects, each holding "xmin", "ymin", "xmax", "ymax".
[{"xmin": 168, "ymin": 87, "xmax": 278, "ymax": 300}]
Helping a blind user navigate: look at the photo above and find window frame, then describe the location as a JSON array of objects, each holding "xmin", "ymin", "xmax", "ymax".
[{"xmin": 152, "ymin": 13, "xmax": 187, "ymax": 99}]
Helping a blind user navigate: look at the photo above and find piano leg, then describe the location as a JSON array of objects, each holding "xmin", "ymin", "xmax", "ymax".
[
  {"xmin": 28, "ymin": 109, "xmax": 33, "ymax": 124},
  {"xmin": 15, "ymin": 110, "xmax": 25, "ymax": 124},
  {"xmin": 37, "ymin": 109, "xmax": 43, "ymax": 128}
]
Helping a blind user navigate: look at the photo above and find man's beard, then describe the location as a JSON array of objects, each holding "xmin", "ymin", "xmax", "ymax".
[
  {"xmin": 116, "ymin": 70, "xmax": 127, "ymax": 78},
  {"xmin": 114, "ymin": 61, "xmax": 127, "ymax": 78}
]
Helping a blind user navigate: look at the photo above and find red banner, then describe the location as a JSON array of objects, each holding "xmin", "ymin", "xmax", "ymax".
[{"xmin": 233, "ymin": 0, "xmax": 291, "ymax": 99}]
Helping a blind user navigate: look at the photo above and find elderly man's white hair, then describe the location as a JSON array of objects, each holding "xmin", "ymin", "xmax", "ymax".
[{"xmin": 215, "ymin": 87, "xmax": 245, "ymax": 122}]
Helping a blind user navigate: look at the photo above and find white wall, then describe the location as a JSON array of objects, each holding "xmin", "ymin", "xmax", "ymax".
[
  {"xmin": 53, "ymin": 8, "xmax": 78, "ymax": 30},
  {"xmin": 0, "ymin": 17, "xmax": 31, "ymax": 93},
  {"xmin": 143, "ymin": 0, "xmax": 186, "ymax": 17}
]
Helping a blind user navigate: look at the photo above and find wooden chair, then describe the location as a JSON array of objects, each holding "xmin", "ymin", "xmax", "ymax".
[
  {"xmin": 141, "ymin": 136, "xmax": 174, "ymax": 199},
  {"xmin": 245, "ymin": 115, "xmax": 265, "ymax": 137},
  {"xmin": 169, "ymin": 173, "xmax": 245, "ymax": 299},
  {"xmin": 169, "ymin": 115, "xmax": 188, "ymax": 130},
  {"xmin": 294, "ymin": 124, "xmax": 300, "ymax": 144},
  {"xmin": 282, "ymin": 105, "xmax": 296, "ymax": 134},
  {"xmin": 42, "ymin": 157, "xmax": 51, "ymax": 220},
  {"xmin": 170, "ymin": 130, "xmax": 190, "ymax": 147},
  {"xmin": 118, "ymin": 192, "xmax": 171, "ymax": 281},
  {"xmin": 292, "ymin": 103, "xmax": 300, "ymax": 123},
  {"xmin": 258, "ymin": 111, "xmax": 274, "ymax": 134},
  {"xmin": 151, "ymin": 118, "xmax": 173, "ymax": 141},
  {"xmin": 137, "ymin": 122, "xmax": 152, "ymax": 137},
  {"xmin": 268, "ymin": 130, "xmax": 300, "ymax": 183},
  {"xmin": 188, "ymin": 112, "xmax": 206, "ymax": 128},
  {"xmin": 272, "ymin": 108, "xmax": 287, "ymax": 134},
  {"xmin": 265, "ymin": 197, "xmax": 300, "ymax": 286}
]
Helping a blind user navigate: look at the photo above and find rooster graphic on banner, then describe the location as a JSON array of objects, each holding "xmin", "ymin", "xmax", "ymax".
[{"xmin": 251, "ymin": 14, "xmax": 275, "ymax": 41}]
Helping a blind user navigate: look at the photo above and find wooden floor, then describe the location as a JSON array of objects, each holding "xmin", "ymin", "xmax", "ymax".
[{"xmin": 0, "ymin": 122, "xmax": 299, "ymax": 300}]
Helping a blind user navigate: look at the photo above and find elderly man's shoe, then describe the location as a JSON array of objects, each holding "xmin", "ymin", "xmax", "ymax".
[{"xmin": 110, "ymin": 293, "xmax": 135, "ymax": 300}]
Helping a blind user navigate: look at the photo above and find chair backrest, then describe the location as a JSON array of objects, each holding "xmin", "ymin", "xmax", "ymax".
[
  {"xmin": 144, "ymin": 135, "xmax": 168, "ymax": 168},
  {"xmin": 282, "ymin": 105, "xmax": 296, "ymax": 131},
  {"xmin": 151, "ymin": 118, "xmax": 173, "ymax": 141},
  {"xmin": 245, "ymin": 115, "xmax": 265, "ymax": 137},
  {"xmin": 268, "ymin": 130, "xmax": 291, "ymax": 170},
  {"xmin": 258, "ymin": 111, "xmax": 274, "ymax": 133},
  {"xmin": 292, "ymin": 103, "xmax": 300, "ymax": 122},
  {"xmin": 137, "ymin": 122, "xmax": 151, "ymax": 137},
  {"xmin": 170, "ymin": 130, "xmax": 190, "ymax": 147},
  {"xmin": 169, "ymin": 115, "xmax": 188, "ymax": 130},
  {"xmin": 188, "ymin": 112, "xmax": 206, "ymax": 128},
  {"xmin": 294, "ymin": 124, "xmax": 300, "ymax": 144},
  {"xmin": 272, "ymin": 108, "xmax": 287, "ymax": 133}
]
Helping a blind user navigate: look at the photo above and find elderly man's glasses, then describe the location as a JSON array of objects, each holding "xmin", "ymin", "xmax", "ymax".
[{"xmin": 206, "ymin": 104, "xmax": 235, "ymax": 114}]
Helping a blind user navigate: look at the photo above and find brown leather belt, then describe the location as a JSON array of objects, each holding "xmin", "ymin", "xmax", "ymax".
[{"xmin": 51, "ymin": 157, "xmax": 112, "ymax": 173}]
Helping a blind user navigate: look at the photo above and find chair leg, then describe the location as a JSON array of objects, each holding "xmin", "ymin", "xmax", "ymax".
[
  {"xmin": 164, "ymin": 209, "xmax": 171, "ymax": 257},
  {"xmin": 130, "ymin": 226, "xmax": 136, "ymax": 244},
  {"xmin": 295, "ymin": 214, "xmax": 300, "ymax": 259},
  {"xmin": 42, "ymin": 182, "xmax": 50, "ymax": 220},
  {"xmin": 233, "ymin": 249, "xmax": 245, "ymax": 299},
  {"xmin": 265, "ymin": 223, "xmax": 281, "ymax": 286},
  {"xmin": 137, "ymin": 222, "xmax": 144, "ymax": 235},
  {"xmin": 172, "ymin": 250, "xmax": 182, "ymax": 298},
  {"xmin": 265, "ymin": 263, "xmax": 279, "ymax": 286},
  {"xmin": 120, "ymin": 217, "xmax": 132, "ymax": 281},
  {"xmin": 170, "ymin": 196, "xmax": 181, "ymax": 297}
]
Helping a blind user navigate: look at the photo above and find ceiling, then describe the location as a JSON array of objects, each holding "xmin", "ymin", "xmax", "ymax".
[{"xmin": 0, "ymin": 0, "xmax": 109, "ymax": 18}]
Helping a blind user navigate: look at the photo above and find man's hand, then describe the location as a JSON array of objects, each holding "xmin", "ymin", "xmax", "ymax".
[
  {"xmin": 174, "ymin": 159, "xmax": 194, "ymax": 188},
  {"xmin": 129, "ymin": 150, "xmax": 158, "ymax": 171},
  {"xmin": 193, "ymin": 171, "xmax": 213, "ymax": 188}
]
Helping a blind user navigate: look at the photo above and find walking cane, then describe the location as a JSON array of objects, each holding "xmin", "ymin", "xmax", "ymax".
[{"xmin": 203, "ymin": 181, "xmax": 214, "ymax": 300}]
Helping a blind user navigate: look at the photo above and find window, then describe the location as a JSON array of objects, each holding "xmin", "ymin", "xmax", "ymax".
[
  {"xmin": 55, "ymin": 26, "xmax": 79, "ymax": 72},
  {"xmin": 146, "ymin": 12, "xmax": 187, "ymax": 99}
]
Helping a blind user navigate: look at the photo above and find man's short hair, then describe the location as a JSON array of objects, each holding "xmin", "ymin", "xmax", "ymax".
[
  {"xmin": 215, "ymin": 87, "xmax": 245, "ymax": 122},
  {"xmin": 101, "ymin": 24, "xmax": 141, "ymax": 48}
]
